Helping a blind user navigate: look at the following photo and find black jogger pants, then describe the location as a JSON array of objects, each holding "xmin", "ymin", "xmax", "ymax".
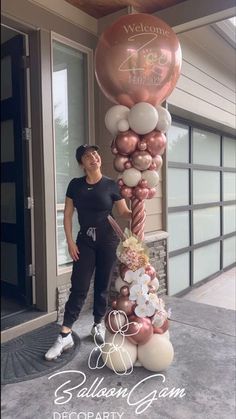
[{"xmin": 62, "ymin": 226, "xmax": 118, "ymax": 329}]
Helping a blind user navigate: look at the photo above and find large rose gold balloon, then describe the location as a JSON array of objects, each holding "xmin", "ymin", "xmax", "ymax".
[
  {"xmin": 126, "ymin": 315, "xmax": 153, "ymax": 345},
  {"xmin": 115, "ymin": 130, "xmax": 139, "ymax": 156},
  {"xmin": 95, "ymin": 13, "xmax": 182, "ymax": 106},
  {"xmin": 131, "ymin": 150, "xmax": 152, "ymax": 171},
  {"xmin": 113, "ymin": 155, "xmax": 130, "ymax": 172},
  {"xmin": 116, "ymin": 296, "xmax": 135, "ymax": 316},
  {"xmin": 144, "ymin": 131, "xmax": 167, "ymax": 157}
]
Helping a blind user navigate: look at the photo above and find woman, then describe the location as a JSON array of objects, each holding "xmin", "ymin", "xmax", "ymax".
[{"xmin": 45, "ymin": 144, "xmax": 131, "ymax": 360}]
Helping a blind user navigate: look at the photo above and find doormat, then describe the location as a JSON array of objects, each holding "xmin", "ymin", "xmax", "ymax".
[{"xmin": 1, "ymin": 323, "xmax": 80, "ymax": 385}]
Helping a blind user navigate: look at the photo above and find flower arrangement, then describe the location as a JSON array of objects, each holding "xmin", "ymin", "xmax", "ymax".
[{"xmin": 116, "ymin": 228, "xmax": 149, "ymax": 271}]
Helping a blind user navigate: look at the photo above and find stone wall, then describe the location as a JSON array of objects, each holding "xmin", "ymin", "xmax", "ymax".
[{"xmin": 57, "ymin": 231, "xmax": 168, "ymax": 322}]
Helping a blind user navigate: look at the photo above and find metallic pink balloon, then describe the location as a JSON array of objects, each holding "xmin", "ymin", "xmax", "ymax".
[
  {"xmin": 153, "ymin": 319, "xmax": 169, "ymax": 334},
  {"xmin": 145, "ymin": 264, "xmax": 156, "ymax": 280},
  {"xmin": 118, "ymin": 178, "xmax": 124, "ymax": 187},
  {"xmin": 116, "ymin": 296, "xmax": 135, "ymax": 316},
  {"xmin": 134, "ymin": 186, "xmax": 149, "ymax": 200},
  {"xmin": 95, "ymin": 13, "xmax": 182, "ymax": 106},
  {"xmin": 115, "ymin": 130, "xmax": 139, "ymax": 156},
  {"xmin": 113, "ymin": 155, "xmax": 129, "ymax": 172},
  {"xmin": 124, "ymin": 161, "xmax": 132, "ymax": 169},
  {"xmin": 149, "ymin": 163, "xmax": 157, "ymax": 170},
  {"xmin": 126, "ymin": 315, "xmax": 153, "ymax": 345},
  {"xmin": 144, "ymin": 131, "xmax": 167, "ymax": 157},
  {"xmin": 152, "ymin": 155, "xmax": 163, "ymax": 170},
  {"xmin": 137, "ymin": 140, "xmax": 147, "ymax": 151},
  {"xmin": 147, "ymin": 188, "xmax": 157, "ymax": 199},
  {"xmin": 120, "ymin": 286, "xmax": 130, "ymax": 297},
  {"xmin": 111, "ymin": 146, "xmax": 118, "ymax": 155},
  {"xmin": 121, "ymin": 186, "xmax": 133, "ymax": 199},
  {"xmin": 139, "ymin": 179, "xmax": 148, "ymax": 188},
  {"xmin": 112, "ymin": 299, "xmax": 118, "ymax": 309},
  {"xmin": 131, "ymin": 150, "xmax": 152, "ymax": 171}
]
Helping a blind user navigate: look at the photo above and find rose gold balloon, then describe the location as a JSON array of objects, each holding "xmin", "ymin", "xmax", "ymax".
[
  {"xmin": 116, "ymin": 296, "xmax": 135, "ymax": 316},
  {"xmin": 152, "ymin": 155, "xmax": 163, "ymax": 170},
  {"xmin": 115, "ymin": 130, "xmax": 139, "ymax": 156},
  {"xmin": 111, "ymin": 146, "xmax": 118, "ymax": 155},
  {"xmin": 149, "ymin": 163, "xmax": 157, "ymax": 170},
  {"xmin": 118, "ymin": 178, "xmax": 124, "ymax": 187},
  {"xmin": 126, "ymin": 315, "xmax": 153, "ymax": 345},
  {"xmin": 153, "ymin": 319, "xmax": 169, "ymax": 334},
  {"xmin": 131, "ymin": 150, "xmax": 152, "ymax": 171},
  {"xmin": 112, "ymin": 299, "xmax": 117, "ymax": 309},
  {"xmin": 120, "ymin": 286, "xmax": 130, "ymax": 297},
  {"xmin": 113, "ymin": 155, "xmax": 129, "ymax": 172},
  {"xmin": 119, "ymin": 263, "xmax": 129, "ymax": 279},
  {"xmin": 137, "ymin": 140, "xmax": 147, "ymax": 151},
  {"xmin": 139, "ymin": 179, "xmax": 148, "ymax": 188},
  {"xmin": 145, "ymin": 264, "xmax": 156, "ymax": 280},
  {"xmin": 131, "ymin": 197, "xmax": 146, "ymax": 240},
  {"xmin": 124, "ymin": 161, "xmax": 132, "ymax": 169},
  {"xmin": 134, "ymin": 186, "xmax": 149, "ymax": 200},
  {"xmin": 144, "ymin": 131, "xmax": 167, "ymax": 157},
  {"xmin": 95, "ymin": 13, "xmax": 182, "ymax": 106},
  {"xmin": 121, "ymin": 186, "xmax": 133, "ymax": 199},
  {"xmin": 147, "ymin": 188, "xmax": 156, "ymax": 199}
]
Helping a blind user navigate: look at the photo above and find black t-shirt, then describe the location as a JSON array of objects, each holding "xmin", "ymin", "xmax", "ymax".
[{"xmin": 66, "ymin": 176, "xmax": 122, "ymax": 230}]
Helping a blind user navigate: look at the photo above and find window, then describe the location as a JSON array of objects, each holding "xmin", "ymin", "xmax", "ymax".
[
  {"xmin": 167, "ymin": 120, "xmax": 236, "ymax": 295},
  {"xmin": 52, "ymin": 36, "xmax": 93, "ymax": 270}
]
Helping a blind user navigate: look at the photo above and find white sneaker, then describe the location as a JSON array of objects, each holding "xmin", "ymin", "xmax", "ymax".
[
  {"xmin": 91, "ymin": 323, "xmax": 104, "ymax": 345},
  {"xmin": 45, "ymin": 333, "xmax": 74, "ymax": 361}
]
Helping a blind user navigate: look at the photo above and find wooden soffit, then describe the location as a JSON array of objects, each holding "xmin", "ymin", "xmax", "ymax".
[{"xmin": 65, "ymin": 0, "xmax": 188, "ymax": 19}]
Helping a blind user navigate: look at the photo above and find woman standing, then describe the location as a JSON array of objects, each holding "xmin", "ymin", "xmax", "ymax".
[{"xmin": 45, "ymin": 144, "xmax": 131, "ymax": 360}]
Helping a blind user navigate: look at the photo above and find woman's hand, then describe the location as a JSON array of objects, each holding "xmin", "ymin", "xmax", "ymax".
[{"xmin": 68, "ymin": 240, "xmax": 80, "ymax": 261}]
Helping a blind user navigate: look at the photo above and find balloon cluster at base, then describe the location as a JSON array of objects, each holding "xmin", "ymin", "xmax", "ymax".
[
  {"xmin": 107, "ymin": 102, "xmax": 171, "ymax": 201},
  {"xmin": 101, "ymin": 227, "xmax": 174, "ymax": 373}
]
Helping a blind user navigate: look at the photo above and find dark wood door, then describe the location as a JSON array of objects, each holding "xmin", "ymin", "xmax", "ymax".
[{"xmin": 1, "ymin": 34, "xmax": 32, "ymax": 305}]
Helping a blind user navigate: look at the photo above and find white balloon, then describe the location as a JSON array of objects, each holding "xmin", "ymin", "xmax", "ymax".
[
  {"xmin": 115, "ymin": 276, "xmax": 129, "ymax": 293},
  {"xmin": 122, "ymin": 168, "xmax": 141, "ymax": 187},
  {"xmin": 150, "ymin": 277, "xmax": 160, "ymax": 291},
  {"xmin": 117, "ymin": 119, "xmax": 129, "ymax": 132},
  {"xmin": 128, "ymin": 102, "xmax": 158, "ymax": 135},
  {"xmin": 102, "ymin": 332, "xmax": 137, "ymax": 372},
  {"xmin": 138, "ymin": 334, "xmax": 174, "ymax": 372},
  {"xmin": 141, "ymin": 170, "xmax": 159, "ymax": 188},
  {"xmin": 155, "ymin": 106, "xmax": 172, "ymax": 133},
  {"xmin": 162, "ymin": 330, "xmax": 170, "ymax": 340},
  {"xmin": 105, "ymin": 105, "xmax": 130, "ymax": 136}
]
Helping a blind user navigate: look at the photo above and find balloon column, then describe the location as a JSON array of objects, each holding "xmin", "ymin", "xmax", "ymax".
[{"xmin": 95, "ymin": 13, "xmax": 182, "ymax": 373}]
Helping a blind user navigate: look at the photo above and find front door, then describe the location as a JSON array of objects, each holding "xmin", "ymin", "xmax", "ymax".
[{"xmin": 1, "ymin": 27, "xmax": 32, "ymax": 310}]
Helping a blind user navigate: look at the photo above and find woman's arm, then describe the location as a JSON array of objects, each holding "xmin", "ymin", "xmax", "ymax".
[
  {"xmin": 64, "ymin": 197, "xmax": 80, "ymax": 261},
  {"xmin": 114, "ymin": 199, "xmax": 132, "ymax": 220}
]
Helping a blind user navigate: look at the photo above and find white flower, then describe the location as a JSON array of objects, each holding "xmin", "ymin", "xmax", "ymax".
[
  {"xmin": 148, "ymin": 293, "xmax": 160, "ymax": 309},
  {"xmin": 135, "ymin": 302, "xmax": 156, "ymax": 318},
  {"xmin": 152, "ymin": 312, "xmax": 165, "ymax": 327},
  {"xmin": 135, "ymin": 273, "xmax": 150, "ymax": 287},
  {"xmin": 124, "ymin": 267, "xmax": 145, "ymax": 284},
  {"xmin": 129, "ymin": 283, "xmax": 149, "ymax": 301}
]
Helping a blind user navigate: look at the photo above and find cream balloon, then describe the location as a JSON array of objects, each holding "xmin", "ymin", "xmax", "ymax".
[
  {"xmin": 102, "ymin": 331, "xmax": 137, "ymax": 372},
  {"xmin": 141, "ymin": 170, "xmax": 160, "ymax": 188},
  {"xmin": 128, "ymin": 103, "xmax": 158, "ymax": 135},
  {"xmin": 115, "ymin": 276, "xmax": 129, "ymax": 293},
  {"xmin": 122, "ymin": 168, "xmax": 142, "ymax": 187},
  {"xmin": 105, "ymin": 105, "xmax": 130, "ymax": 136},
  {"xmin": 117, "ymin": 119, "xmax": 129, "ymax": 132},
  {"xmin": 155, "ymin": 106, "xmax": 172, "ymax": 133},
  {"xmin": 138, "ymin": 334, "xmax": 174, "ymax": 372},
  {"xmin": 162, "ymin": 330, "xmax": 170, "ymax": 340}
]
